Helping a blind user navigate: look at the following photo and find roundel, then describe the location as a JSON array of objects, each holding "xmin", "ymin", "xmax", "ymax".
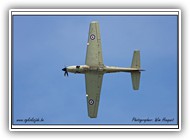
[
  {"xmin": 90, "ymin": 34, "xmax": 95, "ymax": 40},
  {"xmin": 89, "ymin": 99, "xmax": 94, "ymax": 105}
]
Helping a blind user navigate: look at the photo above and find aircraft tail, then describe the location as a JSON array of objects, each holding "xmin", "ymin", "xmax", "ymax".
[
  {"xmin": 131, "ymin": 50, "xmax": 140, "ymax": 69},
  {"xmin": 131, "ymin": 50, "xmax": 141, "ymax": 90},
  {"xmin": 131, "ymin": 72, "xmax": 141, "ymax": 90}
]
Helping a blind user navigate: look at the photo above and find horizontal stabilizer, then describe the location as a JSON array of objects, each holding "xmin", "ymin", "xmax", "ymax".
[
  {"xmin": 131, "ymin": 50, "xmax": 140, "ymax": 69},
  {"xmin": 131, "ymin": 72, "xmax": 141, "ymax": 90}
]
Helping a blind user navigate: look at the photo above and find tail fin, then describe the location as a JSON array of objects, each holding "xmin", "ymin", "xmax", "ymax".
[
  {"xmin": 131, "ymin": 50, "xmax": 140, "ymax": 69},
  {"xmin": 131, "ymin": 50, "xmax": 141, "ymax": 90}
]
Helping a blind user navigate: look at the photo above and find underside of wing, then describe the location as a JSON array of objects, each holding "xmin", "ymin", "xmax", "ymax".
[
  {"xmin": 85, "ymin": 73, "xmax": 103, "ymax": 118},
  {"xmin": 85, "ymin": 21, "xmax": 104, "ymax": 67}
]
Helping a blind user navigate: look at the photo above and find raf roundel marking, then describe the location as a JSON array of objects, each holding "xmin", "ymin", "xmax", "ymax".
[
  {"xmin": 90, "ymin": 34, "xmax": 95, "ymax": 40},
  {"xmin": 89, "ymin": 99, "xmax": 94, "ymax": 105}
]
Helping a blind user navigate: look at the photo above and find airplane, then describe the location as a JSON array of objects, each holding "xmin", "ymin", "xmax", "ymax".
[{"xmin": 62, "ymin": 21, "xmax": 144, "ymax": 118}]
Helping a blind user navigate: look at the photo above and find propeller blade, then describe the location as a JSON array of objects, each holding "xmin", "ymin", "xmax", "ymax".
[
  {"xmin": 66, "ymin": 71, "xmax": 68, "ymax": 76},
  {"xmin": 62, "ymin": 67, "xmax": 69, "ymax": 77}
]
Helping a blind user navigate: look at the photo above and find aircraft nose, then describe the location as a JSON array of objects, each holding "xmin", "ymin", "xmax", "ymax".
[{"xmin": 62, "ymin": 68, "xmax": 66, "ymax": 71}]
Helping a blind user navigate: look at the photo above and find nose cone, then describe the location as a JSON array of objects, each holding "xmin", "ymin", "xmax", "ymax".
[
  {"xmin": 62, "ymin": 68, "xmax": 66, "ymax": 71},
  {"xmin": 62, "ymin": 67, "xmax": 69, "ymax": 76}
]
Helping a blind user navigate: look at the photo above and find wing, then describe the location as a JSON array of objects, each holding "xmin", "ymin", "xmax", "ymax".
[
  {"xmin": 85, "ymin": 21, "xmax": 104, "ymax": 67},
  {"xmin": 85, "ymin": 73, "xmax": 103, "ymax": 118}
]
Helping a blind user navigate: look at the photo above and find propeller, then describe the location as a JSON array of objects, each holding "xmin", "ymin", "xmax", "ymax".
[{"xmin": 62, "ymin": 67, "xmax": 69, "ymax": 76}]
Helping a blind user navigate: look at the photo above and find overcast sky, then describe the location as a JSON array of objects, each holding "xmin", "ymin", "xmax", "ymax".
[{"xmin": 12, "ymin": 14, "xmax": 178, "ymax": 125}]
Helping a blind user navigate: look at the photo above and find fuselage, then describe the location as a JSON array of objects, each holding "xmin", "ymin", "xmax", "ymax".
[{"xmin": 66, "ymin": 65, "xmax": 142, "ymax": 74}]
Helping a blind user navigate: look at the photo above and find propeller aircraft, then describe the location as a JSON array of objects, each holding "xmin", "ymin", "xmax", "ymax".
[{"xmin": 62, "ymin": 21, "xmax": 144, "ymax": 118}]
